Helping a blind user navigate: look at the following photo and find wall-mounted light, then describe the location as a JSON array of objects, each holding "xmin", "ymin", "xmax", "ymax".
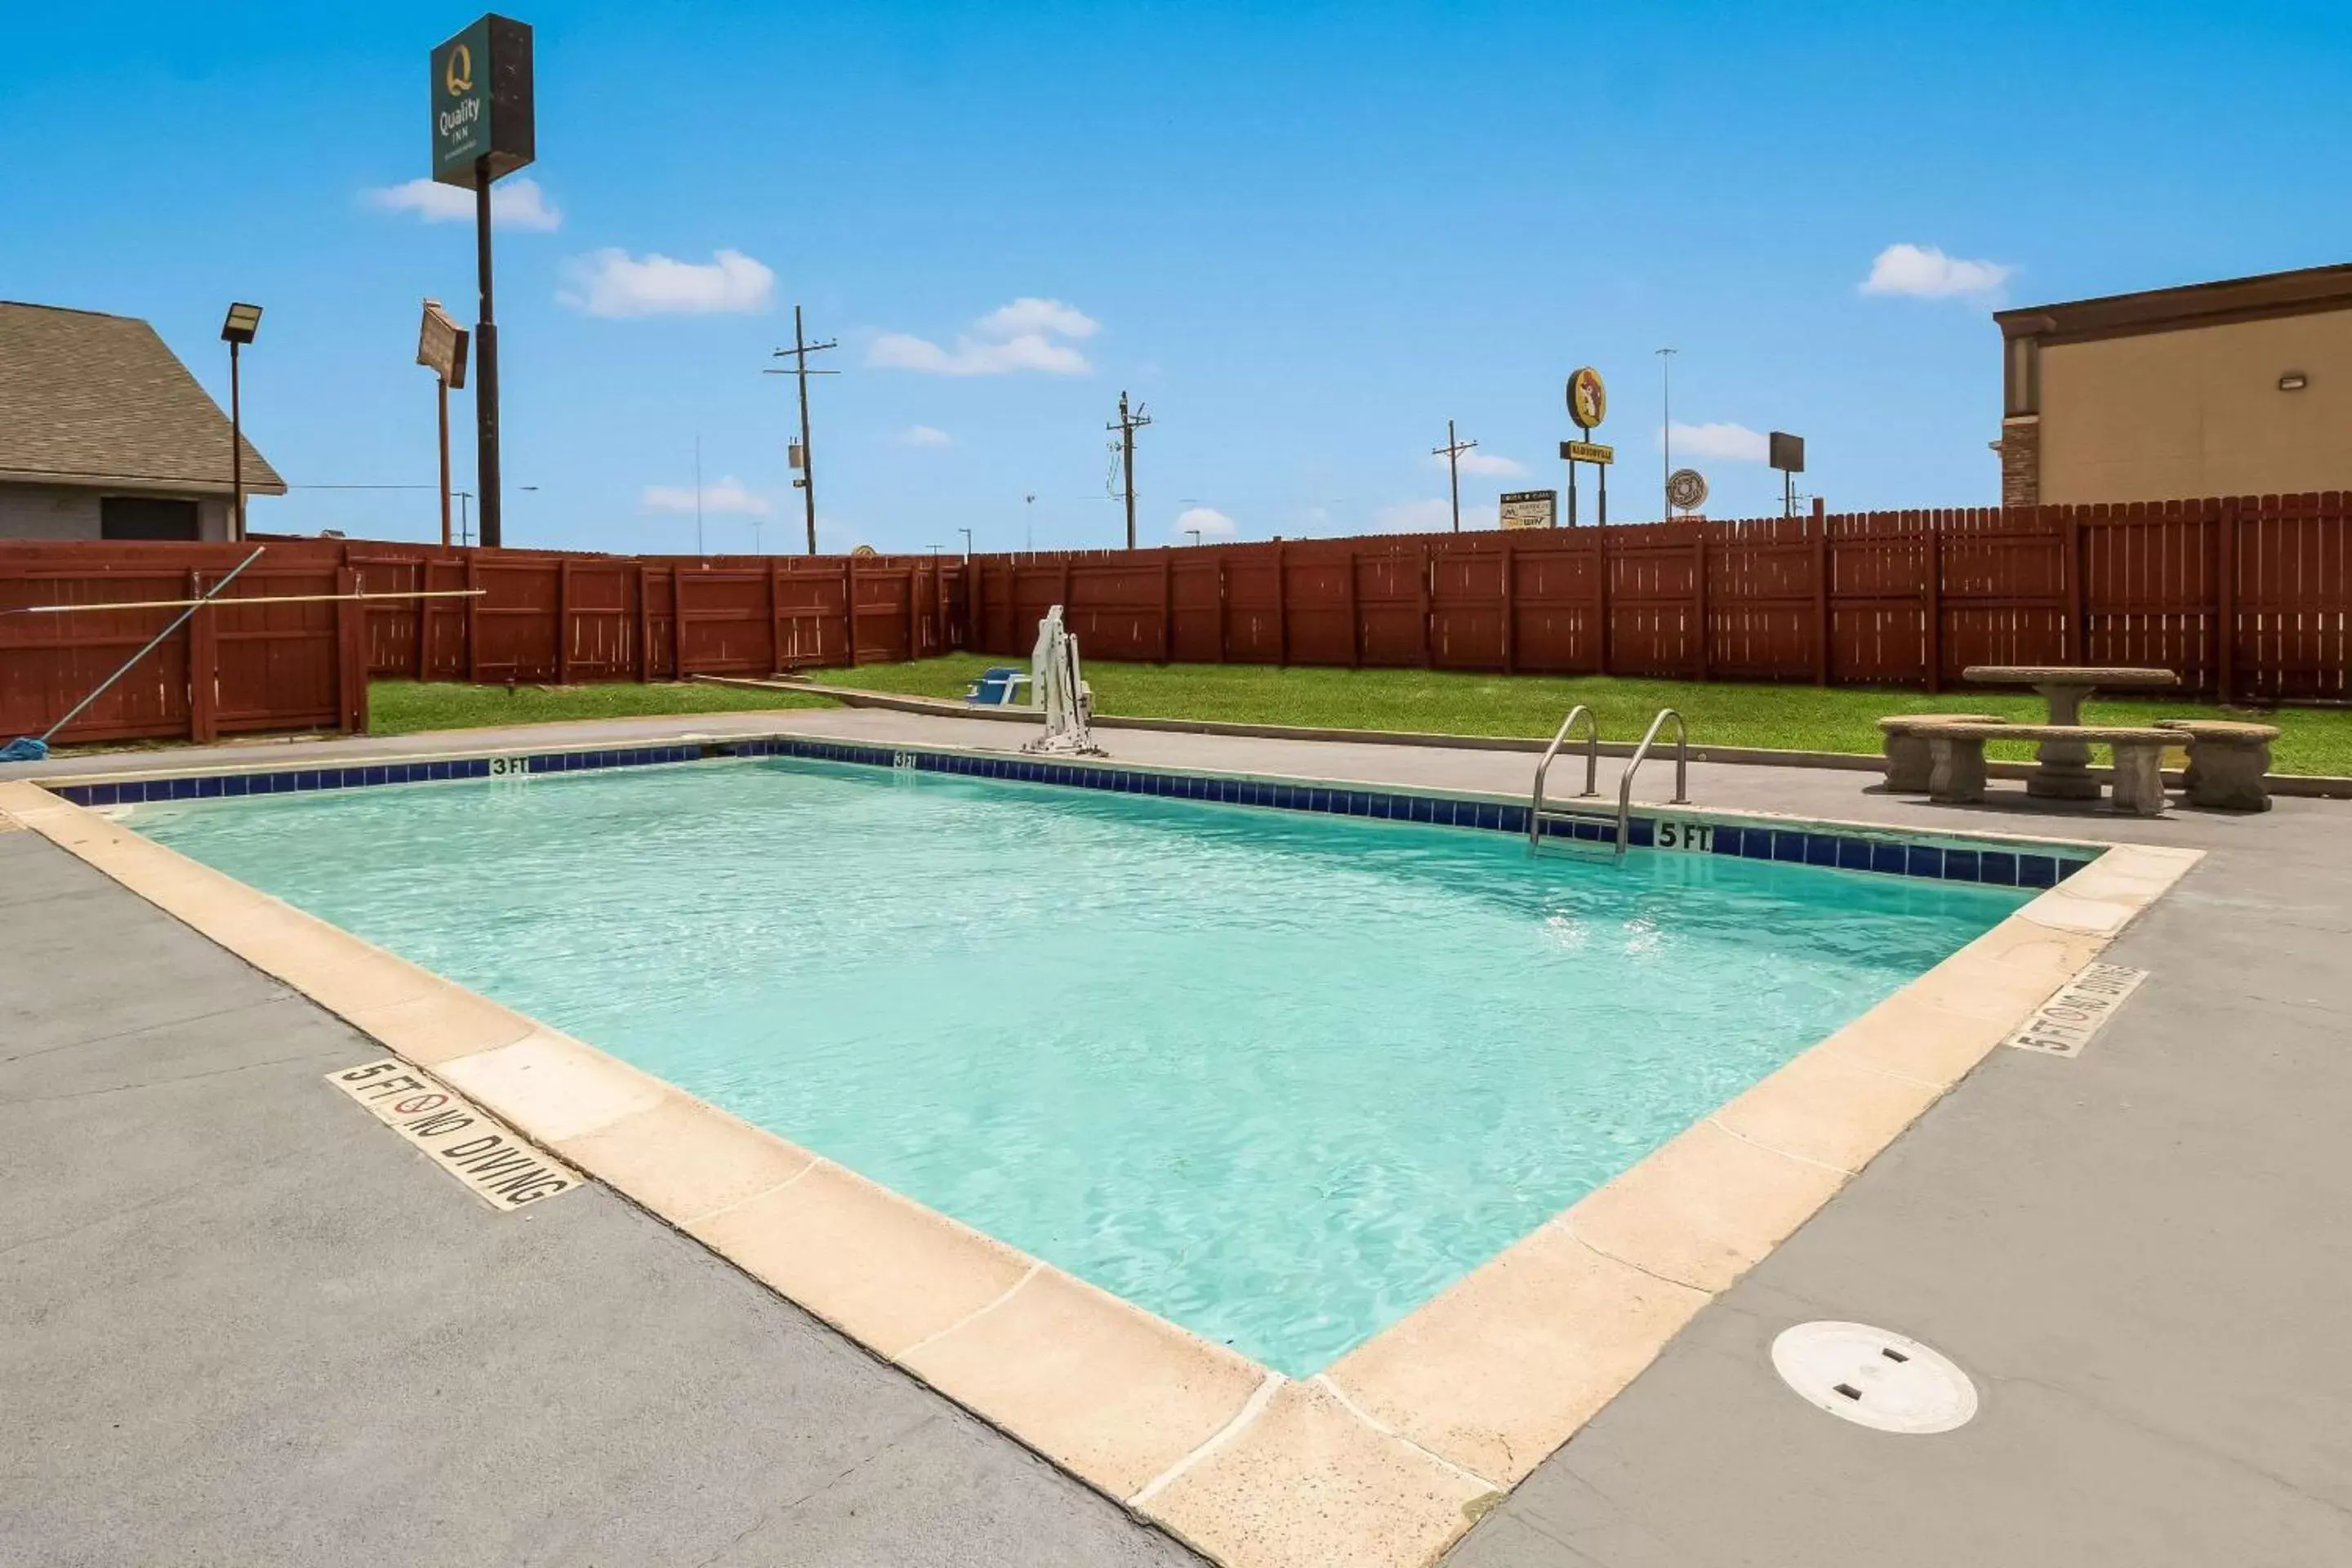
[{"xmin": 2279, "ymin": 371, "xmax": 2309, "ymax": 391}]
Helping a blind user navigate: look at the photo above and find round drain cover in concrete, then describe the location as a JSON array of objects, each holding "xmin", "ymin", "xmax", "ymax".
[{"xmin": 1771, "ymin": 1321, "xmax": 1978, "ymax": 1434}]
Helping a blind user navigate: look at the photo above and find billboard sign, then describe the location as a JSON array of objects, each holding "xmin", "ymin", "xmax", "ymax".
[
  {"xmin": 1566, "ymin": 367, "xmax": 1607, "ymax": 431},
  {"xmin": 432, "ymin": 15, "xmax": 536, "ymax": 188},
  {"xmin": 1768, "ymin": 431, "xmax": 1806, "ymax": 473},
  {"xmin": 1499, "ymin": 490, "xmax": 1558, "ymax": 529},
  {"xmin": 416, "ymin": 298, "xmax": 470, "ymax": 388}
]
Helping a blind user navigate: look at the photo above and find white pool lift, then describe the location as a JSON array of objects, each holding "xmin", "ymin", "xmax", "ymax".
[{"xmin": 1022, "ymin": 605, "xmax": 1103, "ymax": 756}]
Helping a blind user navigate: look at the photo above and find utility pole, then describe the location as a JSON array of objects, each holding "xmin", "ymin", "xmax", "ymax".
[
  {"xmin": 1656, "ymin": 346, "xmax": 1677, "ymax": 519},
  {"xmin": 1433, "ymin": 419, "xmax": 1477, "ymax": 532},
  {"xmin": 1107, "ymin": 390, "xmax": 1152, "ymax": 550},
  {"xmin": 693, "ymin": 434, "xmax": 704, "ymax": 556},
  {"xmin": 766, "ymin": 305, "xmax": 838, "ymax": 555}
]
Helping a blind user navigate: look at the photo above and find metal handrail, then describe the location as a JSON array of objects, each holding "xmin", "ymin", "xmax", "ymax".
[
  {"xmin": 1616, "ymin": 708, "xmax": 1690, "ymax": 858},
  {"xmin": 1528, "ymin": 704, "xmax": 1599, "ymax": 849}
]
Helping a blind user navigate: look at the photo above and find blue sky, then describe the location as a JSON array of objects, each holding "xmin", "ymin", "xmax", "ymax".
[{"xmin": 6, "ymin": 2, "xmax": 2348, "ymax": 554}]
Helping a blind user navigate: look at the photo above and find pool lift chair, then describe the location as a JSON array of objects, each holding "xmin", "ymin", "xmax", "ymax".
[
  {"xmin": 1529, "ymin": 706, "xmax": 1689, "ymax": 860},
  {"xmin": 1022, "ymin": 605, "xmax": 1104, "ymax": 757}
]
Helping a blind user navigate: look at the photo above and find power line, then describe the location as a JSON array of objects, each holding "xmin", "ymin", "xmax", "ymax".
[
  {"xmin": 1432, "ymin": 419, "xmax": 1478, "ymax": 533},
  {"xmin": 765, "ymin": 304, "xmax": 840, "ymax": 555},
  {"xmin": 1106, "ymin": 390, "xmax": 1152, "ymax": 550}
]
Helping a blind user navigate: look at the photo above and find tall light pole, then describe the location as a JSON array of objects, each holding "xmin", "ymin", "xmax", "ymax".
[
  {"xmin": 220, "ymin": 304, "xmax": 262, "ymax": 541},
  {"xmin": 1024, "ymin": 492, "xmax": 1036, "ymax": 555},
  {"xmin": 1656, "ymin": 346, "xmax": 1677, "ymax": 519},
  {"xmin": 957, "ymin": 526, "xmax": 973, "ymax": 561},
  {"xmin": 1433, "ymin": 419, "xmax": 1478, "ymax": 532}
]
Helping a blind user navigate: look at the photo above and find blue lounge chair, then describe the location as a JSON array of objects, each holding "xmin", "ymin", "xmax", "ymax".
[{"xmin": 964, "ymin": 666, "xmax": 1032, "ymax": 706}]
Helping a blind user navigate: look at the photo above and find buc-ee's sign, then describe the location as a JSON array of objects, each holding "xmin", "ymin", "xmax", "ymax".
[{"xmin": 431, "ymin": 15, "xmax": 535, "ymax": 189}]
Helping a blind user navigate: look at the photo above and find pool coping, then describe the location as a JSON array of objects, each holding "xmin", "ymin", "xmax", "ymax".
[{"xmin": 0, "ymin": 737, "xmax": 2203, "ymax": 1568}]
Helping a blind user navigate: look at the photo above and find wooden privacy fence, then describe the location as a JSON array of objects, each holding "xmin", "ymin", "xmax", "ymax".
[
  {"xmin": 0, "ymin": 539, "xmax": 964, "ymax": 746},
  {"xmin": 3, "ymin": 494, "xmax": 2342, "ymax": 747},
  {"xmin": 967, "ymin": 493, "xmax": 2348, "ymax": 702},
  {"xmin": 340, "ymin": 544, "xmax": 962, "ymax": 684},
  {"xmin": 0, "ymin": 539, "xmax": 368, "ymax": 746}
]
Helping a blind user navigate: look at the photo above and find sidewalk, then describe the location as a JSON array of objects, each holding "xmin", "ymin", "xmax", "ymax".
[
  {"xmin": 0, "ymin": 824, "xmax": 1201, "ymax": 1568},
  {"xmin": 11, "ymin": 706, "xmax": 2352, "ymax": 1566}
]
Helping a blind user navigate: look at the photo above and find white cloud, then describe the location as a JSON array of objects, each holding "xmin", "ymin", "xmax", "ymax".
[
  {"xmin": 365, "ymin": 176, "xmax": 564, "ymax": 231},
  {"xmin": 1662, "ymin": 421, "xmax": 1771, "ymax": 463},
  {"xmin": 868, "ymin": 296, "xmax": 1098, "ymax": 376},
  {"xmin": 640, "ymin": 475, "xmax": 771, "ymax": 516},
  {"xmin": 1860, "ymin": 243, "xmax": 2015, "ymax": 300},
  {"xmin": 973, "ymin": 297, "xmax": 1100, "ymax": 341},
  {"xmin": 559, "ymin": 248, "xmax": 774, "ymax": 318},
  {"xmin": 1432, "ymin": 449, "xmax": 1526, "ymax": 478},
  {"xmin": 869, "ymin": 332, "xmax": 1089, "ymax": 376},
  {"xmin": 1174, "ymin": 506, "xmax": 1237, "ymax": 542},
  {"xmin": 899, "ymin": 425, "xmax": 954, "ymax": 448}
]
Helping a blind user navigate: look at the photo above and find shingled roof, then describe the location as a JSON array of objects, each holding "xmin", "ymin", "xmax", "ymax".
[{"xmin": 0, "ymin": 301, "xmax": 284, "ymax": 495}]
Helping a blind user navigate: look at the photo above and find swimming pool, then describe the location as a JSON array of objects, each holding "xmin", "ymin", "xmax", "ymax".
[{"xmin": 132, "ymin": 754, "xmax": 2031, "ymax": 1374}]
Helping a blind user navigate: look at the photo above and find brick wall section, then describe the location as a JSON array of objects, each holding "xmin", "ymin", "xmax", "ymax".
[{"xmin": 2000, "ymin": 416, "xmax": 2042, "ymax": 507}]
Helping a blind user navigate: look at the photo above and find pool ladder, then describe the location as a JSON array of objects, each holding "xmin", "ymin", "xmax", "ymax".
[{"xmin": 1530, "ymin": 706, "xmax": 1690, "ymax": 859}]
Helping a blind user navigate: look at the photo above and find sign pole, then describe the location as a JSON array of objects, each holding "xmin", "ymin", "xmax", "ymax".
[
  {"xmin": 228, "ymin": 339, "xmax": 244, "ymax": 541},
  {"xmin": 438, "ymin": 378, "xmax": 453, "ymax": 549},
  {"xmin": 473, "ymin": 154, "xmax": 501, "ymax": 550}
]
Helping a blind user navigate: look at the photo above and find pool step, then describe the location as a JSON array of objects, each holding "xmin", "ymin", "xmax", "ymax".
[{"xmin": 1528, "ymin": 805, "xmax": 1621, "ymax": 858}]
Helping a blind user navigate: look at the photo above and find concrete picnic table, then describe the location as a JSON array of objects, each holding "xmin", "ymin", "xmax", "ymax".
[{"xmin": 1962, "ymin": 664, "xmax": 2177, "ymax": 800}]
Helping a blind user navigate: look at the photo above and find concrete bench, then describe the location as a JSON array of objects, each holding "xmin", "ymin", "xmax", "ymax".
[
  {"xmin": 2156, "ymin": 719, "xmax": 2282, "ymax": 812},
  {"xmin": 1876, "ymin": 715, "xmax": 2006, "ymax": 792},
  {"xmin": 1923, "ymin": 724, "xmax": 2178, "ymax": 816}
]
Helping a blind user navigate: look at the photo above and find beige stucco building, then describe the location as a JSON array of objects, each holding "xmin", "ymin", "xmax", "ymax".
[{"xmin": 1994, "ymin": 262, "xmax": 2352, "ymax": 506}]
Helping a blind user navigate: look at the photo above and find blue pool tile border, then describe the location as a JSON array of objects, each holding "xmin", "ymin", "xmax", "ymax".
[
  {"xmin": 54, "ymin": 743, "xmax": 701, "ymax": 809},
  {"xmin": 722, "ymin": 737, "xmax": 2091, "ymax": 889},
  {"xmin": 53, "ymin": 734, "xmax": 2098, "ymax": 891}
]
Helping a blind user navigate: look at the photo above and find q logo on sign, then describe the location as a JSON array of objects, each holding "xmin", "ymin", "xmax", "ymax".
[
  {"xmin": 444, "ymin": 42, "xmax": 473, "ymax": 97},
  {"xmin": 1566, "ymin": 367, "xmax": 1607, "ymax": 431}
]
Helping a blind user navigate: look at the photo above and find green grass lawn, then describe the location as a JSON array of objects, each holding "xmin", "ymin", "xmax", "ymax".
[
  {"xmin": 368, "ymin": 679, "xmax": 834, "ymax": 737},
  {"xmin": 818, "ymin": 653, "xmax": 2352, "ymax": 776}
]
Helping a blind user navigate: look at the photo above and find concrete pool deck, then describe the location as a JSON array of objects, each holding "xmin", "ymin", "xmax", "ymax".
[{"xmin": 8, "ymin": 707, "xmax": 2351, "ymax": 1566}]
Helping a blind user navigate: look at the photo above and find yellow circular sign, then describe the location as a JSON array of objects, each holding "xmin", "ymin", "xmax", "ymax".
[
  {"xmin": 850, "ymin": 543, "xmax": 879, "ymax": 559},
  {"xmin": 444, "ymin": 42, "xmax": 474, "ymax": 98},
  {"xmin": 1567, "ymin": 367, "xmax": 1606, "ymax": 430}
]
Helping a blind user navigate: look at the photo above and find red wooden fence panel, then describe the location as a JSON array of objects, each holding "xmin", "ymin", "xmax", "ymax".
[
  {"xmin": 7, "ymin": 496, "xmax": 2342, "ymax": 751},
  {"xmin": 0, "ymin": 540, "xmax": 355, "ymax": 746},
  {"xmin": 959, "ymin": 494, "xmax": 2345, "ymax": 700}
]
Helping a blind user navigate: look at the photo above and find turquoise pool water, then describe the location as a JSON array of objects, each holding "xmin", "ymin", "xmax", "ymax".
[{"xmin": 135, "ymin": 758, "xmax": 2029, "ymax": 1374}]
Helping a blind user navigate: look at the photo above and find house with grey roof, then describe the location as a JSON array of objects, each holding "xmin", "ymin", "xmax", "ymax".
[{"xmin": 0, "ymin": 301, "xmax": 283, "ymax": 541}]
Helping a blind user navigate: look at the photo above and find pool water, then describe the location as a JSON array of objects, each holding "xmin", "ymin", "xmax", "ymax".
[{"xmin": 136, "ymin": 758, "xmax": 2029, "ymax": 1374}]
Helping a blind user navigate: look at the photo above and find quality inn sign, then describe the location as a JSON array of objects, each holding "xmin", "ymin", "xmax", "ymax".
[{"xmin": 431, "ymin": 15, "xmax": 535, "ymax": 188}]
